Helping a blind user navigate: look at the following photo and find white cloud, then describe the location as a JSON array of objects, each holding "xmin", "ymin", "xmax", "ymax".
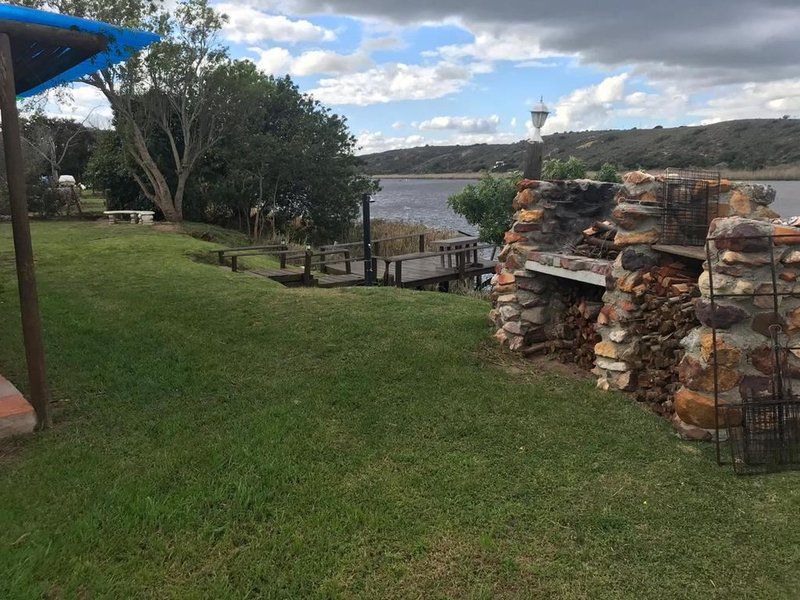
[
  {"xmin": 250, "ymin": 47, "xmax": 293, "ymax": 74},
  {"xmin": 391, "ymin": 121, "xmax": 404, "ymax": 129},
  {"xmin": 436, "ymin": 23, "xmax": 554, "ymax": 63},
  {"xmin": 355, "ymin": 130, "xmax": 425, "ymax": 154},
  {"xmin": 620, "ymin": 87, "xmax": 689, "ymax": 120},
  {"xmin": 417, "ymin": 114, "xmax": 500, "ymax": 134},
  {"xmin": 693, "ymin": 78, "xmax": 800, "ymax": 123},
  {"xmin": 308, "ymin": 61, "xmax": 478, "ymax": 106},
  {"xmin": 250, "ymin": 47, "xmax": 371, "ymax": 76},
  {"xmin": 290, "ymin": 50, "xmax": 372, "ymax": 76},
  {"xmin": 219, "ymin": 3, "xmax": 336, "ymax": 44},
  {"xmin": 40, "ymin": 85, "xmax": 113, "ymax": 127},
  {"xmin": 542, "ymin": 73, "xmax": 629, "ymax": 133}
]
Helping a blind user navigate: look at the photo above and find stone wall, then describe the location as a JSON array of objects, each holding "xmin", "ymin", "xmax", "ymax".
[
  {"xmin": 674, "ymin": 216, "xmax": 800, "ymax": 439},
  {"xmin": 490, "ymin": 179, "xmax": 618, "ymax": 352},
  {"xmin": 491, "ymin": 170, "xmax": 785, "ymax": 438}
]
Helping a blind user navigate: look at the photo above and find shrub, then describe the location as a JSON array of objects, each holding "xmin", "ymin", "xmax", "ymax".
[
  {"xmin": 448, "ymin": 173, "xmax": 520, "ymax": 245},
  {"xmin": 542, "ymin": 156, "xmax": 587, "ymax": 180},
  {"xmin": 596, "ymin": 162, "xmax": 622, "ymax": 183}
]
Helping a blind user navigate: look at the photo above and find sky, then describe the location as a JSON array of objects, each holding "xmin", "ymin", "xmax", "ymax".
[{"xmin": 46, "ymin": 0, "xmax": 800, "ymax": 155}]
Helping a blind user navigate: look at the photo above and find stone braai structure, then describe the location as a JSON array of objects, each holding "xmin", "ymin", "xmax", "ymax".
[{"xmin": 491, "ymin": 171, "xmax": 786, "ymax": 439}]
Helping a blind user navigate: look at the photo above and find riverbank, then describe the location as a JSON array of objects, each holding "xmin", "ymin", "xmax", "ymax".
[{"xmin": 375, "ymin": 166, "xmax": 800, "ymax": 181}]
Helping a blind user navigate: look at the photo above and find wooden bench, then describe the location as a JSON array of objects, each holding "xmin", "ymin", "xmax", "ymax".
[
  {"xmin": 103, "ymin": 210, "xmax": 156, "ymax": 224},
  {"xmin": 430, "ymin": 235, "xmax": 480, "ymax": 268}
]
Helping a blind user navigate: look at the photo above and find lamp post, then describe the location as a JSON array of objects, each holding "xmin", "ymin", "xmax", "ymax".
[
  {"xmin": 362, "ymin": 193, "xmax": 375, "ymax": 286},
  {"xmin": 523, "ymin": 97, "xmax": 549, "ymax": 180}
]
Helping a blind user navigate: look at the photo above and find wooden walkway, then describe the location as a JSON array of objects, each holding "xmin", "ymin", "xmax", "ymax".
[
  {"xmin": 325, "ymin": 255, "xmax": 497, "ymax": 288},
  {"xmin": 215, "ymin": 236, "xmax": 497, "ymax": 289}
]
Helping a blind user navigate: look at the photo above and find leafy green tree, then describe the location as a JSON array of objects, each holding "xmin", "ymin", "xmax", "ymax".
[
  {"xmin": 24, "ymin": 0, "xmax": 229, "ymax": 221},
  {"xmin": 542, "ymin": 156, "xmax": 587, "ymax": 180},
  {"xmin": 448, "ymin": 173, "xmax": 520, "ymax": 246},
  {"xmin": 85, "ymin": 130, "xmax": 149, "ymax": 210},
  {"xmin": 197, "ymin": 64, "xmax": 376, "ymax": 243},
  {"xmin": 596, "ymin": 162, "xmax": 622, "ymax": 183}
]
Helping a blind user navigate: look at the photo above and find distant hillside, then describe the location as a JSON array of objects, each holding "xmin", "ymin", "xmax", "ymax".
[{"xmin": 359, "ymin": 118, "xmax": 800, "ymax": 175}]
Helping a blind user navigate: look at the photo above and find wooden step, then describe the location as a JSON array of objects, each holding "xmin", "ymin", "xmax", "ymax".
[
  {"xmin": 247, "ymin": 268, "xmax": 305, "ymax": 283},
  {"xmin": 316, "ymin": 273, "xmax": 364, "ymax": 288}
]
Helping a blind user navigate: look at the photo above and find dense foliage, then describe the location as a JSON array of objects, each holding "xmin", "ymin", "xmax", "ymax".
[
  {"xmin": 193, "ymin": 64, "xmax": 375, "ymax": 243},
  {"xmin": 596, "ymin": 162, "xmax": 622, "ymax": 183},
  {"xmin": 542, "ymin": 156, "xmax": 587, "ymax": 180},
  {"xmin": 447, "ymin": 173, "xmax": 519, "ymax": 245},
  {"xmin": 17, "ymin": 0, "xmax": 373, "ymax": 241}
]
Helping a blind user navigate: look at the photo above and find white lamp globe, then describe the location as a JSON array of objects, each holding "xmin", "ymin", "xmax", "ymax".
[{"xmin": 530, "ymin": 97, "xmax": 549, "ymax": 142}]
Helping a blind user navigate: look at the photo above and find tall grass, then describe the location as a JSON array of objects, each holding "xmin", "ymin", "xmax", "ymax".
[
  {"xmin": 719, "ymin": 164, "xmax": 800, "ymax": 181},
  {"xmin": 335, "ymin": 218, "xmax": 459, "ymax": 258}
]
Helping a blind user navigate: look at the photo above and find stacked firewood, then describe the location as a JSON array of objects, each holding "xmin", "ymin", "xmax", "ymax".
[
  {"xmin": 571, "ymin": 220, "xmax": 620, "ymax": 260},
  {"xmin": 558, "ymin": 297, "xmax": 603, "ymax": 370},
  {"xmin": 629, "ymin": 262, "xmax": 700, "ymax": 414},
  {"xmin": 522, "ymin": 290, "xmax": 603, "ymax": 369}
]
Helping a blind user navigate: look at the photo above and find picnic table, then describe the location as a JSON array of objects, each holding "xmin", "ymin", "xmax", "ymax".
[
  {"xmin": 431, "ymin": 235, "xmax": 480, "ymax": 268},
  {"xmin": 103, "ymin": 210, "xmax": 155, "ymax": 224}
]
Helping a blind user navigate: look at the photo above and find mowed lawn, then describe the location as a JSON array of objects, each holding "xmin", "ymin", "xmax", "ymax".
[{"xmin": 1, "ymin": 222, "xmax": 799, "ymax": 598}]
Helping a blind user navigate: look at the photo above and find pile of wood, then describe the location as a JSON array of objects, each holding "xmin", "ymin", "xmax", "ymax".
[
  {"xmin": 572, "ymin": 220, "xmax": 620, "ymax": 260},
  {"xmin": 629, "ymin": 262, "xmax": 700, "ymax": 414},
  {"xmin": 522, "ymin": 292, "xmax": 603, "ymax": 371},
  {"xmin": 558, "ymin": 297, "xmax": 603, "ymax": 370}
]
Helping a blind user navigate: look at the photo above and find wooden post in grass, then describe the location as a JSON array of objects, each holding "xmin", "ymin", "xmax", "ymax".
[
  {"xmin": 523, "ymin": 141, "xmax": 543, "ymax": 180},
  {"xmin": 0, "ymin": 33, "xmax": 50, "ymax": 429}
]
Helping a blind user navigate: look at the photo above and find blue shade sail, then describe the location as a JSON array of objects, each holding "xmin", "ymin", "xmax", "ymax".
[{"xmin": 0, "ymin": 3, "xmax": 159, "ymax": 97}]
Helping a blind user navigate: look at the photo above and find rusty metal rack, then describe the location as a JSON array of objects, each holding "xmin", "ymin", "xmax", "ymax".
[
  {"xmin": 662, "ymin": 168, "xmax": 720, "ymax": 246},
  {"xmin": 706, "ymin": 230, "xmax": 800, "ymax": 474}
]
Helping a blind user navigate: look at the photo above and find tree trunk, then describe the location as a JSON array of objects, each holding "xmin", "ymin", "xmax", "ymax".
[{"xmin": 171, "ymin": 168, "xmax": 189, "ymax": 222}]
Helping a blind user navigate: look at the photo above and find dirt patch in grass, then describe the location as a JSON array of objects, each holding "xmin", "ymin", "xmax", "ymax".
[{"xmin": 479, "ymin": 339, "xmax": 594, "ymax": 383}]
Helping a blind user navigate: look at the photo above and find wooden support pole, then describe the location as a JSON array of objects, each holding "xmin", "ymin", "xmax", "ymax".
[
  {"xmin": 303, "ymin": 248, "xmax": 313, "ymax": 286},
  {"xmin": 0, "ymin": 33, "xmax": 50, "ymax": 429},
  {"xmin": 523, "ymin": 141, "xmax": 543, "ymax": 180}
]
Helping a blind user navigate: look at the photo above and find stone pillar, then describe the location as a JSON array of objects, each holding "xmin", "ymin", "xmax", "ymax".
[
  {"xmin": 490, "ymin": 179, "xmax": 562, "ymax": 351},
  {"xmin": 593, "ymin": 171, "xmax": 663, "ymax": 391},
  {"xmin": 675, "ymin": 216, "xmax": 800, "ymax": 439}
]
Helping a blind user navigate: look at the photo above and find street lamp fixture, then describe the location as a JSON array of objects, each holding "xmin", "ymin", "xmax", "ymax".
[
  {"xmin": 523, "ymin": 96, "xmax": 549, "ymax": 179},
  {"xmin": 530, "ymin": 96, "xmax": 549, "ymax": 143}
]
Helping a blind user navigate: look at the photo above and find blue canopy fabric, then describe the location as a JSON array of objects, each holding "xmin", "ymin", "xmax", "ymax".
[{"xmin": 0, "ymin": 3, "xmax": 159, "ymax": 97}]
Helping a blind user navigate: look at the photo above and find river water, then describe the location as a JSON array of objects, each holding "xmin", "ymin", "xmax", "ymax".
[{"xmin": 371, "ymin": 178, "xmax": 800, "ymax": 232}]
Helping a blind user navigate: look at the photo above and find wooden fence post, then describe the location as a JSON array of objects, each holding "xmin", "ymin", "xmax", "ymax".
[
  {"xmin": 0, "ymin": 33, "xmax": 50, "ymax": 429},
  {"xmin": 303, "ymin": 248, "xmax": 313, "ymax": 286}
]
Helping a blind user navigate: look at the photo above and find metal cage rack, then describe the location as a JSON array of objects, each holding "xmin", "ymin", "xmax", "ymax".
[
  {"xmin": 662, "ymin": 168, "xmax": 721, "ymax": 246},
  {"xmin": 707, "ymin": 230, "xmax": 800, "ymax": 474}
]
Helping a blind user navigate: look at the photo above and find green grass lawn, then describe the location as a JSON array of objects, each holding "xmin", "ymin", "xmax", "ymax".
[{"xmin": 1, "ymin": 221, "xmax": 799, "ymax": 598}]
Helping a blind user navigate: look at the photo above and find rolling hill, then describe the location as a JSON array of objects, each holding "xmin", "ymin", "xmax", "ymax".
[{"xmin": 359, "ymin": 118, "xmax": 800, "ymax": 175}]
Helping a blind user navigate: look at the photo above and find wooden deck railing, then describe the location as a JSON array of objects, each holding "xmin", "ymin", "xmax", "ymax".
[{"xmin": 385, "ymin": 243, "xmax": 496, "ymax": 287}]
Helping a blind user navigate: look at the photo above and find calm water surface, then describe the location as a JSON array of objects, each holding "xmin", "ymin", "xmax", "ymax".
[{"xmin": 372, "ymin": 178, "xmax": 800, "ymax": 232}]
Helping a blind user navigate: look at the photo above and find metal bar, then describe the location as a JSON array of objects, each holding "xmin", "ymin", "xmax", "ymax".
[
  {"xmin": 0, "ymin": 33, "xmax": 50, "ymax": 429},
  {"xmin": 706, "ymin": 236, "xmax": 721, "ymax": 465},
  {"xmin": 302, "ymin": 248, "xmax": 313, "ymax": 286},
  {"xmin": 362, "ymin": 194, "xmax": 373, "ymax": 286}
]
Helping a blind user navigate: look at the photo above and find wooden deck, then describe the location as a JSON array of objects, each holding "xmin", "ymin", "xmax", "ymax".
[{"xmin": 325, "ymin": 255, "xmax": 497, "ymax": 288}]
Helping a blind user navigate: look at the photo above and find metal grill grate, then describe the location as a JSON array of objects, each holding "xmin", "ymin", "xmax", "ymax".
[
  {"xmin": 661, "ymin": 168, "xmax": 720, "ymax": 246},
  {"xmin": 724, "ymin": 397, "xmax": 800, "ymax": 475}
]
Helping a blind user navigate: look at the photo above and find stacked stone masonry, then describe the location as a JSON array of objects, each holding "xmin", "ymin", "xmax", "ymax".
[{"xmin": 491, "ymin": 171, "xmax": 785, "ymax": 439}]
